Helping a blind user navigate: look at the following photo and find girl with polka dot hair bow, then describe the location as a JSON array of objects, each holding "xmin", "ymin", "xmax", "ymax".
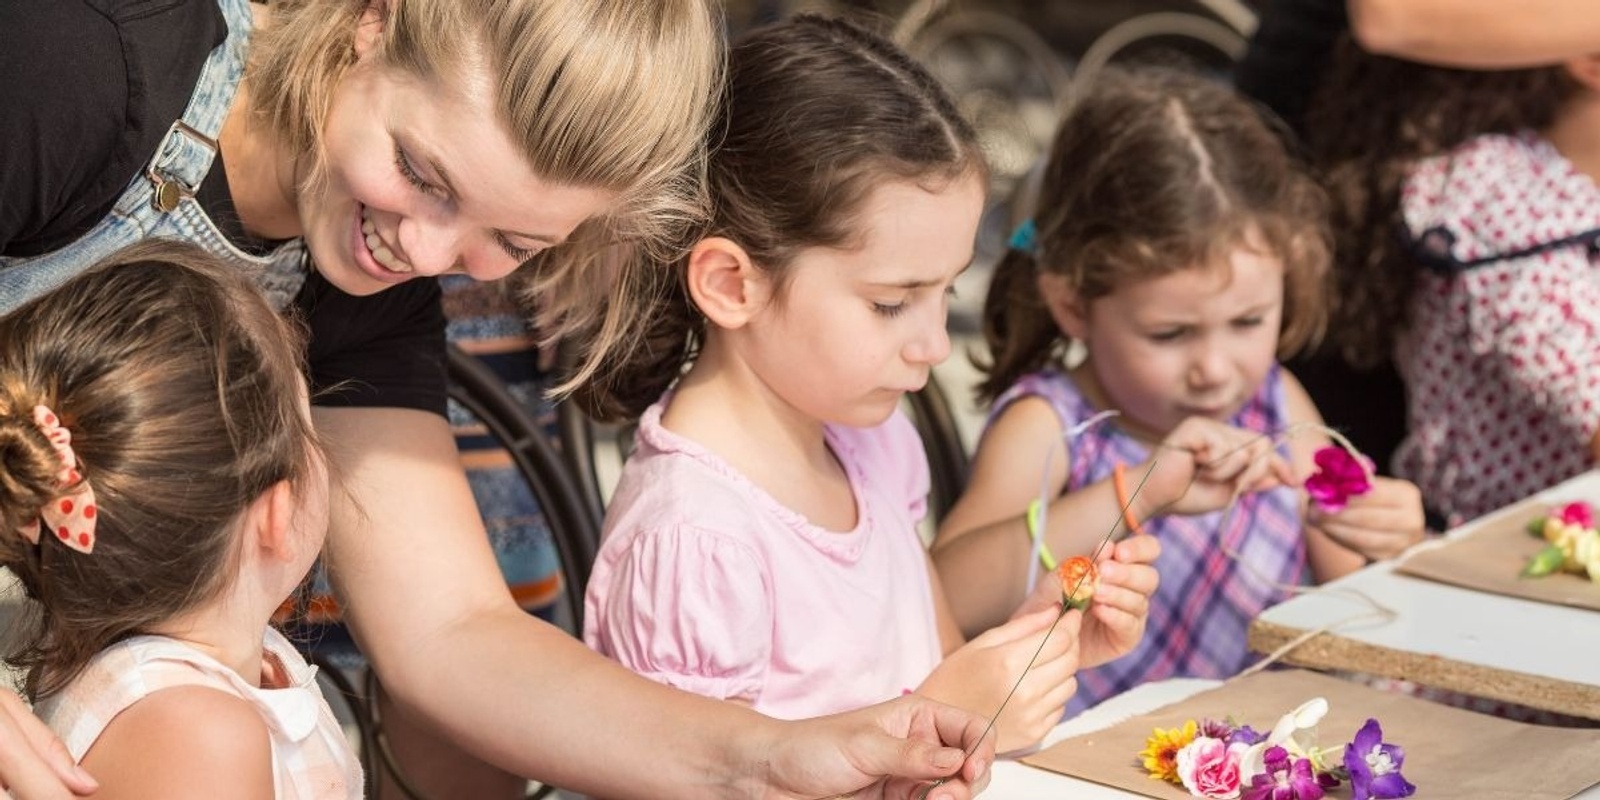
[{"xmin": 0, "ymin": 241, "xmax": 359, "ymax": 798}]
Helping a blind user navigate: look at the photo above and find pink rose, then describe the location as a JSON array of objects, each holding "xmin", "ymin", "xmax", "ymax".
[
  {"xmin": 1176, "ymin": 736, "xmax": 1246, "ymax": 799},
  {"xmin": 1557, "ymin": 501, "xmax": 1595, "ymax": 530}
]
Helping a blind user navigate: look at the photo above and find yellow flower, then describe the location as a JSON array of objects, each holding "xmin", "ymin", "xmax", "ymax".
[
  {"xmin": 1139, "ymin": 720, "xmax": 1197, "ymax": 784},
  {"xmin": 1542, "ymin": 516, "xmax": 1566, "ymax": 544},
  {"xmin": 1575, "ymin": 529, "xmax": 1600, "ymax": 583}
]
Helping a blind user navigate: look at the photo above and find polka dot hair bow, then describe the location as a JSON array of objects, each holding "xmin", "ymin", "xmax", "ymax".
[{"xmin": 17, "ymin": 405, "xmax": 98, "ymax": 554}]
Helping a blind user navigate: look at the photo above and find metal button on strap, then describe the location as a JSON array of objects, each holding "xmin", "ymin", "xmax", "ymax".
[
  {"xmin": 145, "ymin": 120, "xmax": 217, "ymax": 214},
  {"xmin": 153, "ymin": 179, "xmax": 184, "ymax": 213}
]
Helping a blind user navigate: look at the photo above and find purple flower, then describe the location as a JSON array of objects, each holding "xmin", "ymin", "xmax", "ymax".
[
  {"xmin": 1227, "ymin": 724, "xmax": 1266, "ymax": 747},
  {"xmin": 1242, "ymin": 746, "xmax": 1325, "ymax": 800},
  {"xmin": 1200, "ymin": 718, "xmax": 1237, "ymax": 740},
  {"xmin": 1343, "ymin": 719, "xmax": 1415, "ymax": 800},
  {"xmin": 1305, "ymin": 446, "xmax": 1373, "ymax": 514}
]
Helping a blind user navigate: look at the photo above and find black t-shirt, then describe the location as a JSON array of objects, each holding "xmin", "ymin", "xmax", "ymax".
[
  {"xmin": 0, "ymin": 0, "xmax": 446, "ymax": 416},
  {"xmin": 1233, "ymin": 0, "xmax": 1349, "ymax": 141}
]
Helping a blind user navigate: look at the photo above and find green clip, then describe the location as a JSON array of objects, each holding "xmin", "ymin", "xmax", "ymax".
[{"xmin": 1026, "ymin": 499, "xmax": 1058, "ymax": 572}]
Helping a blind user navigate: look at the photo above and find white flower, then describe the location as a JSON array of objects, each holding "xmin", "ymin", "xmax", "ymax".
[
  {"xmin": 1573, "ymin": 529, "xmax": 1600, "ymax": 583},
  {"xmin": 1236, "ymin": 697, "xmax": 1328, "ymax": 784}
]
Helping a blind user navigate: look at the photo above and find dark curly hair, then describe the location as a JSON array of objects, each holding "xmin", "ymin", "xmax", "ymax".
[{"xmin": 1304, "ymin": 36, "xmax": 1576, "ymax": 368}]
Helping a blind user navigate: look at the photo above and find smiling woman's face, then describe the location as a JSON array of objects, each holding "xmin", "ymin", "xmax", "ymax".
[{"xmin": 295, "ymin": 55, "xmax": 615, "ymax": 296}]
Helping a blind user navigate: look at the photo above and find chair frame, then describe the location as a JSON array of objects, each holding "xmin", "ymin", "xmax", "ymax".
[{"xmin": 445, "ymin": 343, "xmax": 601, "ymax": 631}]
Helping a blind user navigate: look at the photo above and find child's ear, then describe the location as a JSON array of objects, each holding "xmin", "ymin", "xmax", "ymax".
[
  {"xmin": 1037, "ymin": 272, "xmax": 1090, "ymax": 341},
  {"xmin": 247, "ymin": 480, "xmax": 300, "ymax": 564},
  {"xmin": 1565, "ymin": 55, "xmax": 1600, "ymax": 92},
  {"xmin": 685, "ymin": 237, "xmax": 769, "ymax": 329}
]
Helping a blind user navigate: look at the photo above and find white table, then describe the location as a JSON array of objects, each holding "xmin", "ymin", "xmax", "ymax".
[{"xmin": 1249, "ymin": 470, "xmax": 1600, "ymax": 720}]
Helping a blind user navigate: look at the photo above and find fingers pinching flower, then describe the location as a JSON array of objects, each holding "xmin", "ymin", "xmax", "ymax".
[{"xmin": 1305, "ymin": 446, "xmax": 1373, "ymax": 514}]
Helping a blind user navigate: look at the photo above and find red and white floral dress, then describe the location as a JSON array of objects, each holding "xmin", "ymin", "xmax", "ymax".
[{"xmin": 1396, "ymin": 131, "xmax": 1600, "ymax": 527}]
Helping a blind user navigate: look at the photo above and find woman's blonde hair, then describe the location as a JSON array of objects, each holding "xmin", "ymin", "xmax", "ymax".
[{"xmin": 249, "ymin": 0, "xmax": 724, "ymax": 393}]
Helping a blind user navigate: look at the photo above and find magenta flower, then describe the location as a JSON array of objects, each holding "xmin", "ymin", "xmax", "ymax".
[
  {"xmin": 1305, "ymin": 446, "xmax": 1373, "ymax": 514},
  {"xmin": 1343, "ymin": 719, "xmax": 1415, "ymax": 800},
  {"xmin": 1242, "ymin": 746, "xmax": 1325, "ymax": 800},
  {"xmin": 1200, "ymin": 719, "xmax": 1237, "ymax": 740},
  {"xmin": 1556, "ymin": 501, "xmax": 1595, "ymax": 530}
]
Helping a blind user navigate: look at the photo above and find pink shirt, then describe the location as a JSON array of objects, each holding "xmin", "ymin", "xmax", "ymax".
[{"xmin": 583, "ymin": 399, "xmax": 943, "ymax": 719}]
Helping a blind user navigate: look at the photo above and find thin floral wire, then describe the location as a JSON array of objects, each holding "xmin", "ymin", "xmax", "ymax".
[
  {"xmin": 1027, "ymin": 409, "xmax": 1122, "ymax": 593},
  {"xmin": 1144, "ymin": 419, "xmax": 1399, "ymax": 673},
  {"xmin": 915, "ymin": 419, "xmax": 1388, "ymax": 799},
  {"xmin": 914, "ymin": 458, "xmax": 1157, "ymax": 800}
]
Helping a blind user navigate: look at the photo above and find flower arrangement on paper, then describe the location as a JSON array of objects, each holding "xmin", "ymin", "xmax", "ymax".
[
  {"xmin": 1521, "ymin": 500, "xmax": 1600, "ymax": 582},
  {"xmin": 1138, "ymin": 697, "xmax": 1416, "ymax": 800},
  {"xmin": 1304, "ymin": 446, "xmax": 1373, "ymax": 514}
]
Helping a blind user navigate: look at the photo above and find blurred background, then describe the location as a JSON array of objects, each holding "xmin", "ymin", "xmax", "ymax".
[{"xmin": 725, "ymin": 0, "xmax": 1263, "ymax": 335}]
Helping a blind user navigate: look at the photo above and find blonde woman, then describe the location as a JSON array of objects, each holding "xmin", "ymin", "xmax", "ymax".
[{"xmin": 0, "ymin": 2, "xmax": 994, "ymax": 798}]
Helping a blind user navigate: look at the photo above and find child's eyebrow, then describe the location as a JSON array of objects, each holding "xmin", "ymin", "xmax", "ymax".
[{"xmin": 864, "ymin": 258, "xmax": 974, "ymax": 289}]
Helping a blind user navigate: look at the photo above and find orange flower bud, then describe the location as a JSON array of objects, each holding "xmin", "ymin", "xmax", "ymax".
[{"xmin": 1058, "ymin": 555, "xmax": 1098, "ymax": 611}]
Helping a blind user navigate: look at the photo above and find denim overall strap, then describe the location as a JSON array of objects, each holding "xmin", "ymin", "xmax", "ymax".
[{"xmin": 0, "ymin": 0, "xmax": 308, "ymax": 315}]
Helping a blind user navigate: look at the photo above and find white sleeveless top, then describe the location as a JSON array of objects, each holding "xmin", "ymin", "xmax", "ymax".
[{"xmin": 35, "ymin": 628, "xmax": 361, "ymax": 799}]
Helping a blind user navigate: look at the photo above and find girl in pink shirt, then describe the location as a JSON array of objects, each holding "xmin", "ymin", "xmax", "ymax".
[{"xmin": 581, "ymin": 14, "xmax": 1159, "ymax": 754}]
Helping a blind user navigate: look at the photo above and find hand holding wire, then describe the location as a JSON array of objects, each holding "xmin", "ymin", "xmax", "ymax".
[
  {"xmin": 1078, "ymin": 533, "xmax": 1160, "ymax": 668},
  {"xmin": 916, "ymin": 606, "xmax": 1082, "ymax": 754},
  {"xmin": 1142, "ymin": 416, "xmax": 1297, "ymax": 517}
]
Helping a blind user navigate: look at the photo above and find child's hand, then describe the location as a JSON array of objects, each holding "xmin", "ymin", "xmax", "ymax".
[
  {"xmin": 1140, "ymin": 417, "xmax": 1295, "ymax": 517},
  {"xmin": 917, "ymin": 606, "xmax": 1081, "ymax": 754},
  {"xmin": 1078, "ymin": 533, "xmax": 1160, "ymax": 668},
  {"xmin": 1307, "ymin": 476, "xmax": 1426, "ymax": 561}
]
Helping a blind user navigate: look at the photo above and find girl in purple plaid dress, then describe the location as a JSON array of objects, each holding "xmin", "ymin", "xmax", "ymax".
[{"xmin": 934, "ymin": 68, "xmax": 1427, "ymax": 715}]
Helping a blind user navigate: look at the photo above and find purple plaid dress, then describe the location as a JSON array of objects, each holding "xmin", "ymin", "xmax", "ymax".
[{"xmin": 990, "ymin": 367, "xmax": 1308, "ymax": 715}]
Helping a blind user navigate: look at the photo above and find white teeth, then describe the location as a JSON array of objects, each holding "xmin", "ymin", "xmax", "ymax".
[
  {"xmin": 359, "ymin": 209, "xmax": 414, "ymax": 273},
  {"xmin": 370, "ymin": 244, "xmax": 412, "ymax": 273}
]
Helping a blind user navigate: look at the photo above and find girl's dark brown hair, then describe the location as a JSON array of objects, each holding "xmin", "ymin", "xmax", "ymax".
[
  {"xmin": 978, "ymin": 66, "xmax": 1332, "ymax": 404},
  {"xmin": 572, "ymin": 13, "xmax": 986, "ymax": 420},
  {"xmin": 1304, "ymin": 38, "xmax": 1576, "ymax": 367},
  {"xmin": 0, "ymin": 240, "xmax": 318, "ymax": 699}
]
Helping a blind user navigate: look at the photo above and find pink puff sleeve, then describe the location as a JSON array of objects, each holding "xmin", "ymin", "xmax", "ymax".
[{"xmin": 591, "ymin": 524, "xmax": 773, "ymax": 703}]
